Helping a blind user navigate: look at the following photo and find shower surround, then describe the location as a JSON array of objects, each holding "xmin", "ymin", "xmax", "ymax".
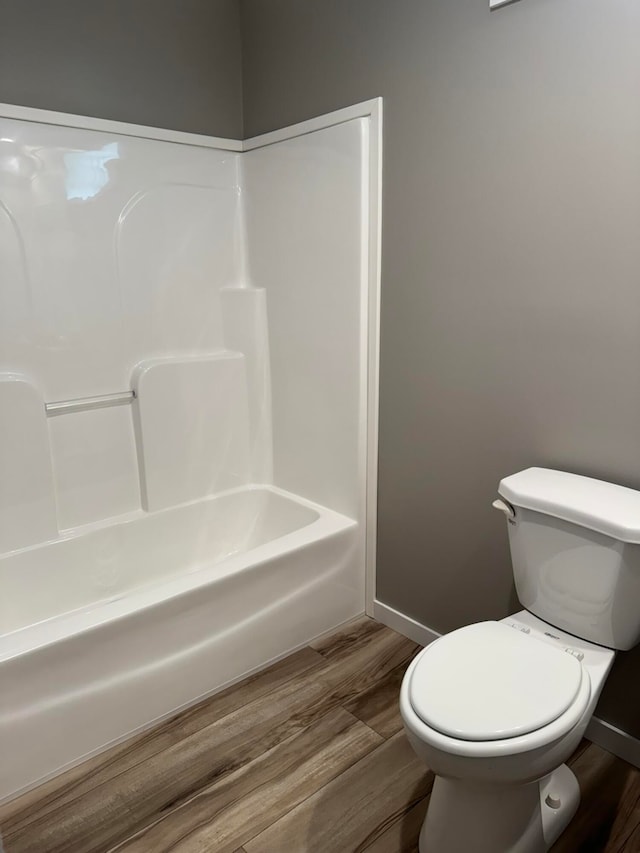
[{"xmin": 0, "ymin": 101, "xmax": 381, "ymax": 802}]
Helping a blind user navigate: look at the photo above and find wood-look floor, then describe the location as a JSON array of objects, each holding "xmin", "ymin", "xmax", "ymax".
[{"xmin": 1, "ymin": 617, "xmax": 640, "ymax": 852}]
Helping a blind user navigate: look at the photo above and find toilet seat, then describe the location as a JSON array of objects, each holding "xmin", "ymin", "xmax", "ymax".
[{"xmin": 409, "ymin": 621, "xmax": 587, "ymax": 742}]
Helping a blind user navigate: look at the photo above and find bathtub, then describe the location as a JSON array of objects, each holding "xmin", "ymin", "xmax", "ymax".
[{"xmin": 0, "ymin": 485, "xmax": 362, "ymax": 803}]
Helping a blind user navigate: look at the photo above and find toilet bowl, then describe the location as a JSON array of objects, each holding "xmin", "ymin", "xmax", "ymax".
[
  {"xmin": 400, "ymin": 467, "xmax": 640, "ymax": 853},
  {"xmin": 400, "ymin": 611, "xmax": 615, "ymax": 853}
]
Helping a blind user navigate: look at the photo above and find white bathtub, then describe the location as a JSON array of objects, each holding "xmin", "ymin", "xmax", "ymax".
[{"xmin": 0, "ymin": 485, "xmax": 362, "ymax": 803}]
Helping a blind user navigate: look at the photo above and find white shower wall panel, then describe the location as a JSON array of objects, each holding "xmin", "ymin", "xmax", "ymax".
[
  {"xmin": 221, "ymin": 287, "xmax": 274, "ymax": 483},
  {"xmin": 133, "ymin": 353, "xmax": 252, "ymax": 511},
  {"xmin": 0, "ymin": 120, "xmax": 240, "ymax": 402},
  {"xmin": 0, "ymin": 118, "xmax": 243, "ymax": 533},
  {"xmin": 242, "ymin": 119, "xmax": 367, "ymax": 521},
  {"xmin": 47, "ymin": 405, "xmax": 142, "ymax": 530},
  {"xmin": 0, "ymin": 377, "xmax": 57, "ymax": 551},
  {"xmin": 116, "ymin": 182, "xmax": 238, "ymax": 366}
]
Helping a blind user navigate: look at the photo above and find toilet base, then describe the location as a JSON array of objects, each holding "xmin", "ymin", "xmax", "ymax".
[{"xmin": 419, "ymin": 764, "xmax": 580, "ymax": 853}]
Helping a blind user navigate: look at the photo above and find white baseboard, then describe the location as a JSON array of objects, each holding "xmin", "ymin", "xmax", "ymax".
[
  {"xmin": 373, "ymin": 598, "xmax": 640, "ymax": 771},
  {"xmin": 373, "ymin": 599, "xmax": 440, "ymax": 646},
  {"xmin": 586, "ymin": 716, "xmax": 640, "ymax": 770}
]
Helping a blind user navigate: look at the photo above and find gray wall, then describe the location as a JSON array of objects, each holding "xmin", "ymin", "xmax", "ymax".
[
  {"xmin": 240, "ymin": 0, "xmax": 640, "ymax": 737},
  {"xmin": 0, "ymin": 0, "xmax": 243, "ymax": 137}
]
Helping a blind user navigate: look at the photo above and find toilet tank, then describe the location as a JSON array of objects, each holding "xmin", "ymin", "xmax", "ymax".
[{"xmin": 498, "ymin": 468, "xmax": 640, "ymax": 650}]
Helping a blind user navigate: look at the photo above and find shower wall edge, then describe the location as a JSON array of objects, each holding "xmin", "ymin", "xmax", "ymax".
[{"xmin": 243, "ymin": 98, "xmax": 382, "ymax": 617}]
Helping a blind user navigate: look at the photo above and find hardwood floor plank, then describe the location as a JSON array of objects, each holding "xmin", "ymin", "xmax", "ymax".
[
  {"xmin": 552, "ymin": 743, "xmax": 640, "ymax": 853},
  {"xmin": 3, "ymin": 625, "xmax": 413, "ymax": 852},
  {"xmin": 343, "ymin": 658, "xmax": 415, "ymax": 739},
  {"xmin": 620, "ymin": 821, "xmax": 640, "ymax": 852},
  {"xmin": 359, "ymin": 796, "xmax": 428, "ymax": 853},
  {"xmin": 567, "ymin": 737, "xmax": 591, "ymax": 765},
  {"xmin": 310, "ymin": 614, "xmax": 386, "ymax": 658},
  {"xmin": 3, "ymin": 675, "xmax": 331, "ymax": 853},
  {"xmin": 244, "ymin": 731, "xmax": 433, "ymax": 853},
  {"xmin": 318, "ymin": 624, "xmax": 420, "ymax": 707},
  {"xmin": 110, "ymin": 708, "xmax": 382, "ymax": 853},
  {"xmin": 603, "ymin": 761, "xmax": 640, "ymax": 853},
  {"xmin": 3, "ymin": 621, "xmax": 412, "ymax": 837},
  {"xmin": 0, "ymin": 646, "xmax": 325, "ymax": 831}
]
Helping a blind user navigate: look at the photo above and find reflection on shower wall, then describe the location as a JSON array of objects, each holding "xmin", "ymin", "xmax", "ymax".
[{"xmin": 0, "ymin": 121, "xmax": 269, "ymax": 543}]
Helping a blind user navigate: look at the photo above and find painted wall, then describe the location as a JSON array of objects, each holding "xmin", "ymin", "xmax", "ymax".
[
  {"xmin": 240, "ymin": 0, "xmax": 640, "ymax": 737},
  {"xmin": 0, "ymin": 0, "xmax": 243, "ymax": 137}
]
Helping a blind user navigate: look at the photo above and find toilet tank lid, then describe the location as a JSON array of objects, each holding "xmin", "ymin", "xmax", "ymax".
[{"xmin": 499, "ymin": 468, "xmax": 640, "ymax": 544}]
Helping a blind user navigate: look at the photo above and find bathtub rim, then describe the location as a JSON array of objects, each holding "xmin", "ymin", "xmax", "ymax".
[{"xmin": 0, "ymin": 484, "xmax": 357, "ymax": 664}]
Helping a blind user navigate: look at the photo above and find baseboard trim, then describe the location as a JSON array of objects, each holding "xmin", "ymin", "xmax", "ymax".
[
  {"xmin": 373, "ymin": 600, "xmax": 441, "ymax": 646},
  {"xmin": 373, "ymin": 598, "xmax": 640, "ymax": 771},
  {"xmin": 586, "ymin": 716, "xmax": 640, "ymax": 770}
]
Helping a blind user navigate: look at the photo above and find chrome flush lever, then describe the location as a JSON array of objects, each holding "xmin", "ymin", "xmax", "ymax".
[{"xmin": 492, "ymin": 498, "xmax": 516, "ymax": 520}]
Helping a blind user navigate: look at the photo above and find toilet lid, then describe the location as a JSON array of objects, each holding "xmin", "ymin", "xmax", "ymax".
[{"xmin": 409, "ymin": 621, "xmax": 585, "ymax": 741}]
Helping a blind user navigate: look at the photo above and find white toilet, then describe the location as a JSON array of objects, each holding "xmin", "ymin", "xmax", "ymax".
[{"xmin": 400, "ymin": 467, "xmax": 640, "ymax": 853}]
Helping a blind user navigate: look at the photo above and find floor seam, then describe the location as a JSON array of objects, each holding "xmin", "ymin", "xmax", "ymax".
[
  {"xmin": 109, "ymin": 706, "xmax": 382, "ymax": 853},
  {"xmin": 239, "ymin": 711, "xmax": 387, "ymax": 851}
]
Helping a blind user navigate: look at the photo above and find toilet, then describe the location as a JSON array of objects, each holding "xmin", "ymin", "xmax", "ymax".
[{"xmin": 400, "ymin": 467, "xmax": 640, "ymax": 853}]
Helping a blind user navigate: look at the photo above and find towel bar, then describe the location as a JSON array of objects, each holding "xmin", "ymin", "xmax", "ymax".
[{"xmin": 45, "ymin": 390, "xmax": 136, "ymax": 417}]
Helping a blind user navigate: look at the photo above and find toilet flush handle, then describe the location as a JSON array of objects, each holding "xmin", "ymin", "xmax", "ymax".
[{"xmin": 492, "ymin": 498, "xmax": 516, "ymax": 520}]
